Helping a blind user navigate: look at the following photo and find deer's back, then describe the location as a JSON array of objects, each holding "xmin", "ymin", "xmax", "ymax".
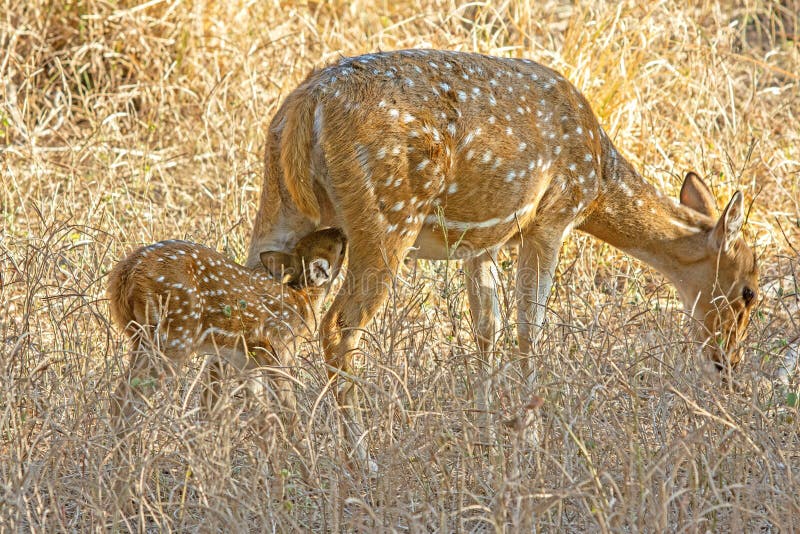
[{"xmin": 283, "ymin": 50, "xmax": 606, "ymax": 256}]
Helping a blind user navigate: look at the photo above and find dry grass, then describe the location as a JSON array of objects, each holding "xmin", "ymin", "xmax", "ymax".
[{"xmin": 2, "ymin": 0, "xmax": 799, "ymax": 531}]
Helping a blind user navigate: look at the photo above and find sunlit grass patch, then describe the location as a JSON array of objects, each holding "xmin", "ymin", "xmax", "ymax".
[{"xmin": 1, "ymin": 0, "xmax": 798, "ymax": 530}]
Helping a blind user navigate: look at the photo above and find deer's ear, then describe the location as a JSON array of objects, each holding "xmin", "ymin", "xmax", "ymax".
[
  {"xmin": 710, "ymin": 191, "xmax": 745, "ymax": 253},
  {"xmin": 306, "ymin": 258, "xmax": 332, "ymax": 286},
  {"xmin": 260, "ymin": 251, "xmax": 297, "ymax": 283},
  {"xmin": 680, "ymin": 172, "xmax": 716, "ymax": 217}
]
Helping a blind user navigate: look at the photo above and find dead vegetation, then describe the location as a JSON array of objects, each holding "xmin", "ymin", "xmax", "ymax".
[{"xmin": 1, "ymin": 0, "xmax": 799, "ymax": 531}]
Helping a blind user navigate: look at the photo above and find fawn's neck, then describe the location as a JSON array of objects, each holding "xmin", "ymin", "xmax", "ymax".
[
  {"xmin": 250, "ymin": 273, "xmax": 322, "ymax": 329},
  {"xmin": 578, "ymin": 134, "xmax": 714, "ymax": 289},
  {"xmin": 285, "ymin": 283, "xmax": 327, "ymax": 324}
]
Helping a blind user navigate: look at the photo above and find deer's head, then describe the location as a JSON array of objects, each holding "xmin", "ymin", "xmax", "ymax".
[{"xmin": 678, "ymin": 173, "xmax": 759, "ymax": 369}]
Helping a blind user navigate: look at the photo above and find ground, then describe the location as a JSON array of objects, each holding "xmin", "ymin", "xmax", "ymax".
[{"xmin": 1, "ymin": 1, "xmax": 799, "ymax": 531}]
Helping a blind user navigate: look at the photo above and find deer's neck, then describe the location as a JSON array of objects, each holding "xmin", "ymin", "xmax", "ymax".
[{"xmin": 578, "ymin": 136, "xmax": 714, "ymax": 289}]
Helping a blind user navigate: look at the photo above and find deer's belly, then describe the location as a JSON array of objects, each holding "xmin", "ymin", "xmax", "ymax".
[{"xmin": 411, "ymin": 218, "xmax": 521, "ymax": 260}]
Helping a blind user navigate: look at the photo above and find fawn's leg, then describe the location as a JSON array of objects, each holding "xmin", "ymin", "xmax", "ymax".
[
  {"xmin": 109, "ymin": 343, "xmax": 161, "ymax": 513},
  {"xmin": 202, "ymin": 356, "xmax": 224, "ymax": 416},
  {"xmin": 111, "ymin": 302, "xmax": 197, "ymax": 429},
  {"xmin": 206, "ymin": 345, "xmax": 299, "ymax": 428},
  {"xmin": 110, "ymin": 338, "xmax": 164, "ymax": 430},
  {"xmin": 463, "ymin": 249, "xmax": 501, "ymax": 425},
  {"xmin": 109, "ymin": 333, "xmax": 191, "ymax": 512},
  {"xmin": 266, "ymin": 346, "xmax": 300, "ymax": 429}
]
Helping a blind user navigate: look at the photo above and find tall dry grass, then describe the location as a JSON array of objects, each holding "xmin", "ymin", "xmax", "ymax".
[{"xmin": 1, "ymin": 0, "xmax": 799, "ymax": 531}]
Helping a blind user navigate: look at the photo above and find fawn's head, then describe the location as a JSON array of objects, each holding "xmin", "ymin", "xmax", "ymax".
[
  {"xmin": 678, "ymin": 173, "xmax": 759, "ymax": 369},
  {"xmin": 259, "ymin": 227, "xmax": 347, "ymax": 291}
]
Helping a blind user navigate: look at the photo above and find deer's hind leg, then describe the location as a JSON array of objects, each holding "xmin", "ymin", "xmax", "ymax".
[
  {"xmin": 319, "ymin": 131, "xmax": 435, "ymax": 468},
  {"xmin": 465, "ymin": 249, "xmax": 502, "ymax": 356}
]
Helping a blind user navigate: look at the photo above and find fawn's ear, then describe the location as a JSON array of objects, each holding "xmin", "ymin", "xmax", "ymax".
[
  {"xmin": 710, "ymin": 191, "xmax": 745, "ymax": 253},
  {"xmin": 260, "ymin": 251, "xmax": 298, "ymax": 283},
  {"xmin": 306, "ymin": 258, "xmax": 332, "ymax": 286},
  {"xmin": 680, "ymin": 172, "xmax": 716, "ymax": 217}
]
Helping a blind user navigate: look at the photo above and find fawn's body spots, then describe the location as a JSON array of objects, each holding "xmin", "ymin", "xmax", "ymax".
[
  {"xmin": 248, "ymin": 50, "xmax": 758, "ymax": 464},
  {"xmin": 108, "ymin": 229, "xmax": 346, "ymax": 426},
  {"xmin": 110, "ymin": 240, "xmax": 310, "ymax": 361}
]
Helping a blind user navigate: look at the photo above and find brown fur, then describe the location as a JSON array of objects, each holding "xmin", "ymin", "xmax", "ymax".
[
  {"xmin": 247, "ymin": 50, "xmax": 759, "ymax": 462},
  {"xmin": 108, "ymin": 228, "xmax": 346, "ymax": 426},
  {"xmin": 279, "ymin": 90, "xmax": 322, "ymax": 223}
]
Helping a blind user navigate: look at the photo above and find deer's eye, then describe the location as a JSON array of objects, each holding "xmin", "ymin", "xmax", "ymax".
[{"xmin": 742, "ymin": 287, "xmax": 755, "ymax": 305}]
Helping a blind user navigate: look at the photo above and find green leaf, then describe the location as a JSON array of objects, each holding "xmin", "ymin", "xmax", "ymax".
[
  {"xmin": 223, "ymin": 304, "xmax": 232, "ymax": 317},
  {"xmin": 238, "ymin": 299, "xmax": 247, "ymax": 309},
  {"xmin": 786, "ymin": 392, "xmax": 798, "ymax": 408},
  {"xmin": 130, "ymin": 377, "xmax": 155, "ymax": 389}
]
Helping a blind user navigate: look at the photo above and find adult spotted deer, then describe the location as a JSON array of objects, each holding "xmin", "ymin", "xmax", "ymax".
[
  {"xmin": 108, "ymin": 228, "xmax": 346, "ymax": 427},
  {"xmin": 247, "ymin": 50, "xmax": 759, "ymax": 460}
]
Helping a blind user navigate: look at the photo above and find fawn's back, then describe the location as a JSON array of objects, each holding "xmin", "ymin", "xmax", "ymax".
[
  {"xmin": 108, "ymin": 230, "xmax": 348, "ymax": 363},
  {"xmin": 108, "ymin": 240, "xmax": 305, "ymax": 361}
]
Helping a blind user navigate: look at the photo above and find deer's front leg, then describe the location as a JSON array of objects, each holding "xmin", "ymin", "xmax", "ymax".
[
  {"xmin": 464, "ymin": 249, "xmax": 501, "ymax": 355},
  {"xmin": 464, "ymin": 249, "xmax": 501, "ymax": 422},
  {"xmin": 515, "ymin": 229, "xmax": 564, "ymax": 375}
]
